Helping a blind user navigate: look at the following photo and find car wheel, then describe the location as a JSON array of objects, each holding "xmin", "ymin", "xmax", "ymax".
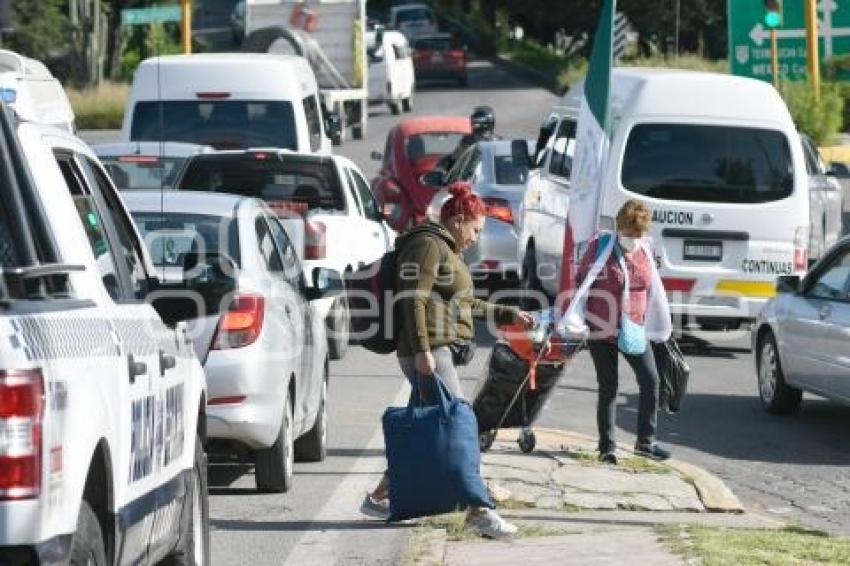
[
  {"xmin": 161, "ymin": 434, "xmax": 210, "ymax": 566},
  {"xmin": 295, "ymin": 363, "xmax": 328, "ymax": 462},
  {"xmin": 327, "ymin": 295, "xmax": 350, "ymax": 360},
  {"xmin": 69, "ymin": 500, "xmax": 107, "ymax": 566},
  {"xmin": 402, "ymin": 97, "xmax": 413, "ymax": 113},
  {"xmin": 520, "ymin": 246, "xmax": 545, "ymax": 311},
  {"xmin": 255, "ymin": 393, "xmax": 294, "ymax": 492},
  {"xmin": 757, "ymin": 331, "xmax": 802, "ymax": 415},
  {"xmin": 389, "ymin": 100, "xmax": 401, "ymax": 115}
]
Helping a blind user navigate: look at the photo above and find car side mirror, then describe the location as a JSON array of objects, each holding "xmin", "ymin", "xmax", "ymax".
[
  {"xmin": 371, "ymin": 150, "xmax": 384, "ymax": 161},
  {"xmin": 305, "ymin": 267, "xmax": 343, "ymax": 301},
  {"xmin": 776, "ymin": 274, "xmax": 801, "ymax": 294},
  {"xmin": 325, "ymin": 112, "xmax": 343, "ymax": 146},
  {"xmin": 419, "ymin": 169, "xmax": 445, "ymax": 188}
]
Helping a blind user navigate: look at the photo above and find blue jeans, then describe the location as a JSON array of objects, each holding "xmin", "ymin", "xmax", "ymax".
[{"xmin": 588, "ymin": 339, "xmax": 659, "ymax": 452}]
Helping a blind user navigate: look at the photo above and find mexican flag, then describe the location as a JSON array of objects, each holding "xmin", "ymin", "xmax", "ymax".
[{"xmin": 558, "ymin": 0, "xmax": 616, "ymax": 306}]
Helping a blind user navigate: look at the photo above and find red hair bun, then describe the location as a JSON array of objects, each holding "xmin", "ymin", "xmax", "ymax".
[{"xmin": 440, "ymin": 180, "xmax": 485, "ymax": 223}]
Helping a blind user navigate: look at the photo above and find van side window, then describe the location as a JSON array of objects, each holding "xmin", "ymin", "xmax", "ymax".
[
  {"xmin": 393, "ymin": 43, "xmax": 410, "ymax": 60},
  {"xmin": 348, "ymin": 168, "xmax": 382, "ymax": 222},
  {"xmin": 55, "ymin": 154, "xmax": 120, "ymax": 300},
  {"xmin": 81, "ymin": 157, "xmax": 149, "ymax": 300},
  {"xmin": 549, "ymin": 119, "xmax": 576, "ymax": 179},
  {"xmin": 303, "ymin": 96, "xmax": 323, "ymax": 152}
]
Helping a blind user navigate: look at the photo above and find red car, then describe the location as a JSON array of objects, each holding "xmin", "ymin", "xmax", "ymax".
[
  {"xmin": 371, "ymin": 116, "xmax": 471, "ymax": 231},
  {"xmin": 411, "ymin": 33, "xmax": 468, "ymax": 86}
]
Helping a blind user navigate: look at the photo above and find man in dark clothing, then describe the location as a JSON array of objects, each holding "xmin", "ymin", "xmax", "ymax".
[{"xmin": 438, "ymin": 105, "xmax": 498, "ymax": 172}]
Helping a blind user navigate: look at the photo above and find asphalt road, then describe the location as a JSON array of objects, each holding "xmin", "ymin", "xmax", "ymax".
[{"xmin": 81, "ymin": 59, "xmax": 850, "ymax": 564}]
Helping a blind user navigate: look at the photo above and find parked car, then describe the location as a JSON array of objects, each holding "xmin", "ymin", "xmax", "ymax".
[
  {"xmin": 0, "ymin": 100, "xmax": 209, "ymax": 563},
  {"xmin": 371, "ymin": 116, "xmax": 471, "ymax": 232},
  {"xmin": 367, "ymin": 28, "xmax": 416, "ymax": 115},
  {"xmin": 826, "ymin": 160, "xmax": 850, "ymax": 234},
  {"xmin": 175, "ymin": 149, "xmax": 395, "ymax": 359},
  {"xmin": 753, "ymin": 235, "xmax": 850, "ymax": 414},
  {"xmin": 411, "ymin": 32, "xmax": 468, "ymax": 86},
  {"xmin": 125, "ymin": 190, "xmax": 338, "ymax": 492},
  {"xmin": 389, "ymin": 3, "xmax": 438, "ymax": 41},
  {"xmin": 800, "ymin": 134, "xmax": 843, "ymax": 260},
  {"xmin": 93, "ymin": 141, "xmax": 213, "ymax": 191},
  {"xmin": 426, "ymin": 139, "xmax": 534, "ymax": 278}
]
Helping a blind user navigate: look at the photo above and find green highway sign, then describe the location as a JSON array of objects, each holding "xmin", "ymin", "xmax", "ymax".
[
  {"xmin": 728, "ymin": 0, "xmax": 850, "ymax": 81},
  {"xmin": 121, "ymin": 5, "xmax": 182, "ymax": 26}
]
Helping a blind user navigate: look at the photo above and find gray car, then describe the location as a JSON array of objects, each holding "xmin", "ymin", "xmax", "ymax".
[
  {"xmin": 753, "ymin": 235, "xmax": 850, "ymax": 414},
  {"xmin": 434, "ymin": 139, "xmax": 534, "ymax": 277}
]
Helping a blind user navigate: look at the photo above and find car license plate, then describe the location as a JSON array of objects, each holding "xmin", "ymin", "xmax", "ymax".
[
  {"xmin": 683, "ymin": 240, "xmax": 723, "ymax": 261},
  {"xmin": 432, "ymin": 54, "xmax": 444, "ymax": 63}
]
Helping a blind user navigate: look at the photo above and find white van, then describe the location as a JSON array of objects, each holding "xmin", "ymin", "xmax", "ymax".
[
  {"xmin": 122, "ymin": 53, "xmax": 335, "ymax": 154},
  {"xmin": 367, "ymin": 28, "xmax": 415, "ymax": 115},
  {"xmin": 520, "ymin": 68, "xmax": 809, "ymax": 329},
  {"xmin": 0, "ymin": 49, "xmax": 74, "ymax": 132}
]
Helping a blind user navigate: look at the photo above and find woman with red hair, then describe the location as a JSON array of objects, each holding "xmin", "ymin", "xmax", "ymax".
[{"xmin": 362, "ymin": 181, "xmax": 533, "ymax": 538}]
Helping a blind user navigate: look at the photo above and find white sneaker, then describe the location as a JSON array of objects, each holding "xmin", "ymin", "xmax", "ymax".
[
  {"xmin": 359, "ymin": 493, "xmax": 390, "ymax": 520},
  {"xmin": 465, "ymin": 508, "xmax": 518, "ymax": 539}
]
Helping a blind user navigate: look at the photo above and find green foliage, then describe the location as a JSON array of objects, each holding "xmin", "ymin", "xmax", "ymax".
[
  {"xmin": 5, "ymin": 0, "xmax": 72, "ymax": 80},
  {"xmin": 779, "ymin": 81, "xmax": 845, "ymax": 145},
  {"xmin": 621, "ymin": 54, "xmax": 728, "ymax": 74},
  {"xmin": 119, "ymin": 22, "xmax": 182, "ymax": 81}
]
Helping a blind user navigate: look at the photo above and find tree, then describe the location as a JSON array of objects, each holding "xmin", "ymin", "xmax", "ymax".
[{"xmin": 5, "ymin": 0, "xmax": 72, "ymax": 77}]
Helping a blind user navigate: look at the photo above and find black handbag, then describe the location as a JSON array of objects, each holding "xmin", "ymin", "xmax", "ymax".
[
  {"xmin": 652, "ymin": 338, "xmax": 690, "ymax": 413},
  {"xmin": 448, "ymin": 341, "xmax": 476, "ymax": 366}
]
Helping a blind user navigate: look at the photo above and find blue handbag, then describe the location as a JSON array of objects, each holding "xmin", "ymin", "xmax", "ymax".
[
  {"xmin": 382, "ymin": 374, "xmax": 493, "ymax": 522},
  {"xmin": 615, "ymin": 245, "xmax": 647, "ymax": 355}
]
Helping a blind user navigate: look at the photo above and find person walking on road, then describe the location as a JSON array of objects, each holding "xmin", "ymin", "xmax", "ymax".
[
  {"xmin": 361, "ymin": 181, "xmax": 534, "ymax": 539},
  {"xmin": 558, "ymin": 199, "xmax": 673, "ymax": 464}
]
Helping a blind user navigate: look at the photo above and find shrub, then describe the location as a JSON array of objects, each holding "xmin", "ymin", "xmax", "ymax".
[
  {"xmin": 620, "ymin": 54, "xmax": 728, "ymax": 74},
  {"xmin": 778, "ymin": 80, "xmax": 844, "ymax": 145},
  {"xmin": 67, "ymin": 82, "xmax": 129, "ymax": 130}
]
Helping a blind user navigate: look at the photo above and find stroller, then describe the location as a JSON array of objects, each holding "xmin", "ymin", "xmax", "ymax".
[{"xmin": 472, "ymin": 313, "xmax": 581, "ymax": 454}]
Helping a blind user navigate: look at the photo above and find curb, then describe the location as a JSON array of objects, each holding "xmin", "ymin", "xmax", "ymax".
[
  {"xmin": 488, "ymin": 55, "xmax": 565, "ymax": 96},
  {"xmin": 494, "ymin": 427, "xmax": 745, "ymax": 514}
]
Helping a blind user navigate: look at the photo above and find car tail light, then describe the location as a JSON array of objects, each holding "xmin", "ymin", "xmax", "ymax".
[
  {"xmin": 483, "ymin": 197, "xmax": 514, "ymax": 225},
  {"xmin": 0, "ymin": 369, "xmax": 44, "ymax": 500},
  {"xmin": 794, "ymin": 225, "xmax": 809, "ymax": 272},
  {"xmin": 118, "ymin": 155, "xmax": 159, "ymax": 164},
  {"xmin": 208, "ymin": 396, "xmax": 247, "ymax": 406},
  {"xmin": 662, "ymin": 278, "xmax": 696, "ymax": 292},
  {"xmin": 196, "ymin": 92, "xmax": 231, "ymax": 99},
  {"xmin": 305, "ymin": 220, "xmax": 327, "ymax": 259},
  {"xmin": 212, "ymin": 294, "xmax": 265, "ymax": 350}
]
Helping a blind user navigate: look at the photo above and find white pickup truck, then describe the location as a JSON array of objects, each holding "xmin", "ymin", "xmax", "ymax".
[{"xmin": 0, "ymin": 99, "xmax": 210, "ymax": 564}]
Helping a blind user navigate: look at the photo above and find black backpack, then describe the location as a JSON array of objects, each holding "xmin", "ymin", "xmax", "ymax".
[{"xmin": 345, "ymin": 234, "xmax": 441, "ymax": 354}]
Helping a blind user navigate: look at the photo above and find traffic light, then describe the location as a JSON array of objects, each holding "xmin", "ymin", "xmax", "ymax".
[{"xmin": 764, "ymin": 0, "xmax": 783, "ymax": 29}]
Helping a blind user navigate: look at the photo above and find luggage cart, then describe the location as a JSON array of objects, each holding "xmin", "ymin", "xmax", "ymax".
[{"xmin": 473, "ymin": 324, "xmax": 580, "ymax": 454}]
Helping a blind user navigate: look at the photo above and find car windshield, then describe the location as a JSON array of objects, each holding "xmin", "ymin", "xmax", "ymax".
[
  {"xmin": 621, "ymin": 124, "xmax": 794, "ymax": 204},
  {"xmin": 131, "ymin": 212, "xmax": 240, "ymax": 267},
  {"xmin": 397, "ymin": 8, "xmax": 432, "ymax": 24},
  {"xmin": 177, "ymin": 154, "xmax": 345, "ymax": 212},
  {"xmin": 130, "ymin": 101, "xmax": 297, "ymax": 150},
  {"xmin": 99, "ymin": 156, "xmax": 186, "ymax": 191},
  {"xmin": 415, "ymin": 37, "xmax": 452, "ymax": 51},
  {"xmin": 493, "ymin": 154, "xmax": 529, "ymax": 186},
  {"xmin": 406, "ymin": 132, "xmax": 465, "ymax": 162}
]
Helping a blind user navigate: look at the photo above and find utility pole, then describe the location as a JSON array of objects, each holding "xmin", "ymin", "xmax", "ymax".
[
  {"xmin": 771, "ymin": 29, "xmax": 779, "ymax": 87},
  {"xmin": 181, "ymin": 0, "xmax": 192, "ymax": 54},
  {"xmin": 805, "ymin": 0, "xmax": 821, "ymax": 101}
]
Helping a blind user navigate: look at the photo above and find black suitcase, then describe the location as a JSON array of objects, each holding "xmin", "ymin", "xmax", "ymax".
[{"xmin": 472, "ymin": 342, "xmax": 567, "ymax": 453}]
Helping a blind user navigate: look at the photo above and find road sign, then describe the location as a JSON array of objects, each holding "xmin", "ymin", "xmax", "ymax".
[
  {"xmin": 121, "ymin": 5, "xmax": 182, "ymax": 26},
  {"xmin": 729, "ymin": 0, "xmax": 850, "ymax": 81}
]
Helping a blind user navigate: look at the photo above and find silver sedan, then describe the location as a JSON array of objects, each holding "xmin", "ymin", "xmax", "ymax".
[
  {"xmin": 125, "ymin": 190, "xmax": 336, "ymax": 493},
  {"xmin": 753, "ymin": 235, "xmax": 850, "ymax": 414}
]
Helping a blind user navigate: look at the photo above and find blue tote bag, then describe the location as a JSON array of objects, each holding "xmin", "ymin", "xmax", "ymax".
[{"xmin": 382, "ymin": 374, "xmax": 493, "ymax": 522}]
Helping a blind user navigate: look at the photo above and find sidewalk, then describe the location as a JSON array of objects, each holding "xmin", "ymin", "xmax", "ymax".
[{"xmin": 406, "ymin": 428, "xmax": 784, "ymax": 565}]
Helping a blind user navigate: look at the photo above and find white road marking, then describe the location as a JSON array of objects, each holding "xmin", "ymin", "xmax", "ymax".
[{"xmin": 283, "ymin": 384, "xmax": 409, "ymax": 566}]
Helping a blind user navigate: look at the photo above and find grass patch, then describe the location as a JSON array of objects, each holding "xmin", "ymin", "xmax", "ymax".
[
  {"xmin": 67, "ymin": 82, "xmax": 129, "ymax": 129},
  {"xmin": 422, "ymin": 512, "xmax": 566, "ymax": 542},
  {"xmin": 659, "ymin": 524, "xmax": 850, "ymax": 565},
  {"xmin": 403, "ymin": 525, "xmax": 444, "ymax": 566},
  {"xmin": 563, "ymin": 450, "xmax": 671, "ymax": 475}
]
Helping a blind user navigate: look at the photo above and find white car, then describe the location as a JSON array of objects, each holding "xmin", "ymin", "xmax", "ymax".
[
  {"xmin": 0, "ymin": 107, "xmax": 209, "ymax": 562},
  {"xmin": 93, "ymin": 141, "xmax": 214, "ymax": 191},
  {"xmin": 174, "ymin": 149, "xmax": 396, "ymax": 359},
  {"xmin": 126, "ymin": 190, "xmax": 336, "ymax": 492}
]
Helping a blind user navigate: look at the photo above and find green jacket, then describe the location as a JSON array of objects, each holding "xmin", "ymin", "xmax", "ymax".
[{"xmin": 394, "ymin": 221, "xmax": 519, "ymax": 357}]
